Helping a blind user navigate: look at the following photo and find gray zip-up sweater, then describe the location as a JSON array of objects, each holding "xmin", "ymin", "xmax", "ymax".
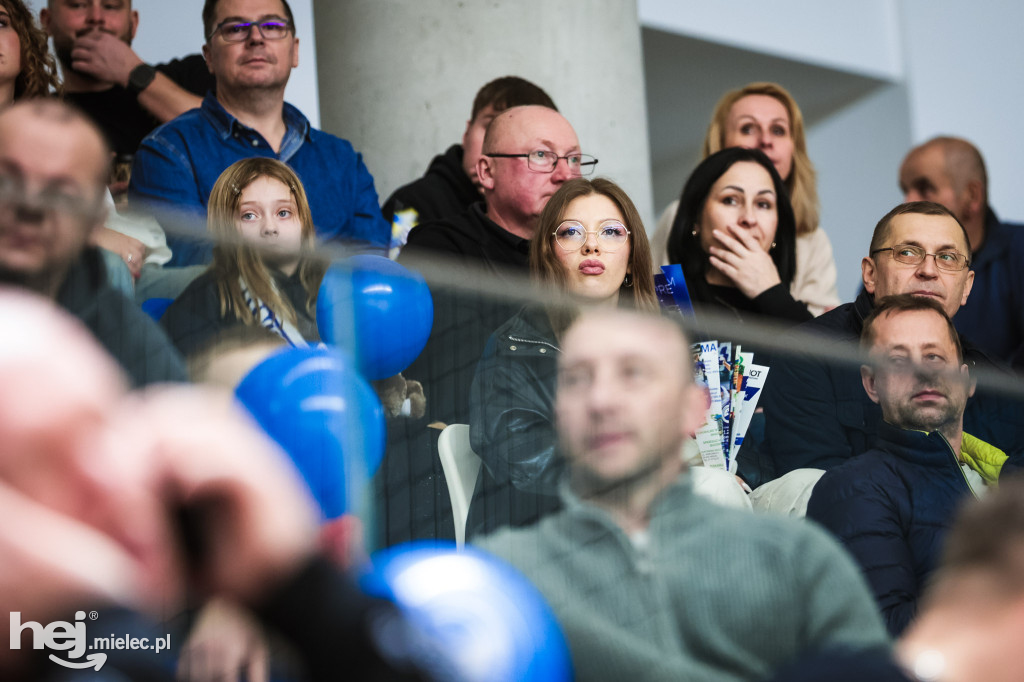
[{"xmin": 476, "ymin": 475, "xmax": 889, "ymax": 681}]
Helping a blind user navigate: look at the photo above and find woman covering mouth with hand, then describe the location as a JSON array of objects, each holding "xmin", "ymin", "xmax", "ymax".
[
  {"xmin": 467, "ymin": 177, "xmax": 657, "ymax": 537},
  {"xmin": 666, "ymin": 146, "xmax": 812, "ymax": 326}
]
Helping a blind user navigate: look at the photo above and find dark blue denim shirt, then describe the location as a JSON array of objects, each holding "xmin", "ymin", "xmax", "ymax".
[{"xmin": 129, "ymin": 92, "xmax": 389, "ymax": 266}]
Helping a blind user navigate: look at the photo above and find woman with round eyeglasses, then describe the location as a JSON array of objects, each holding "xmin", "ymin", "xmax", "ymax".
[
  {"xmin": 652, "ymin": 82, "xmax": 840, "ymax": 317},
  {"xmin": 667, "ymin": 146, "xmax": 812, "ymax": 324},
  {"xmin": 466, "ymin": 177, "xmax": 658, "ymax": 536}
]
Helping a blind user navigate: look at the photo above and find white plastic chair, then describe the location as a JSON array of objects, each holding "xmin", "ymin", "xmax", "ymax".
[{"xmin": 437, "ymin": 424, "xmax": 483, "ymax": 548}]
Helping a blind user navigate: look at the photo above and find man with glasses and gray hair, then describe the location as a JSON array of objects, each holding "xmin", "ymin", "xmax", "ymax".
[
  {"xmin": 129, "ymin": 0, "xmax": 390, "ymax": 267},
  {"xmin": 755, "ymin": 201, "xmax": 1024, "ymax": 511},
  {"xmin": 0, "ymin": 99, "xmax": 186, "ymax": 386}
]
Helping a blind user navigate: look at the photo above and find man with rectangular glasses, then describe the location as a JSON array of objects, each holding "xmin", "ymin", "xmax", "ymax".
[
  {"xmin": 129, "ymin": 0, "xmax": 390, "ymax": 267},
  {"xmin": 760, "ymin": 201, "xmax": 1024, "ymax": 496},
  {"xmin": 382, "ymin": 76, "xmax": 558, "ymax": 255}
]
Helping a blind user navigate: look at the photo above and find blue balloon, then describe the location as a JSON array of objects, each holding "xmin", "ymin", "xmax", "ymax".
[
  {"xmin": 141, "ymin": 297, "xmax": 174, "ymax": 322},
  {"xmin": 316, "ymin": 255, "xmax": 433, "ymax": 380},
  {"xmin": 362, "ymin": 543, "xmax": 573, "ymax": 682},
  {"xmin": 235, "ymin": 347, "xmax": 385, "ymax": 519}
]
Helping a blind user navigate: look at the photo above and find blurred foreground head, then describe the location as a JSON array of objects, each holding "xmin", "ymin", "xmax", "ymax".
[
  {"xmin": 0, "ymin": 288, "xmax": 318, "ymax": 638},
  {"xmin": 896, "ymin": 477, "xmax": 1024, "ymax": 682},
  {"xmin": 0, "ymin": 99, "xmax": 109, "ymax": 298},
  {"xmin": 555, "ymin": 309, "xmax": 705, "ymax": 498}
]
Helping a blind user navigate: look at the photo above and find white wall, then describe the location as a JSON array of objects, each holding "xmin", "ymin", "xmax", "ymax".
[
  {"xmin": 24, "ymin": 0, "xmax": 320, "ymax": 126},
  {"xmin": 639, "ymin": 0, "xmax": 903, "ymax": 80},
  {"xmin": 807, "ymin": 84, "xmax": 911, "ymax": 301},
  {"xmin": 900, "ymin": 0, "xmax": 1024, "ymax": 223}
]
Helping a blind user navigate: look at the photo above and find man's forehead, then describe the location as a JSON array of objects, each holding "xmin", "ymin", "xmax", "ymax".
[
  {"xmin": 492, "ymin": 107, "xmax": 577, "ymax": 149},
  {"xmin": 901, "ymin": 144, "xmax": 948, "ymax": 178},
  {"xmin": 52, "ymin": 0, "xmax": 132, "ymax": 12},
  {"xmin": 872, "ymin": 309, "xmax": 954, "ymax": 350},
  {"xmin": 888, "ymin": 213, "xmax": 967, "ymax": 251},
  {"xmin": 0, "ymin": 115, "xmax": 106, "ymax": 188},
  {"xmin": 562, "ymin": 314, "xmax": 684, "ymax": 367}
]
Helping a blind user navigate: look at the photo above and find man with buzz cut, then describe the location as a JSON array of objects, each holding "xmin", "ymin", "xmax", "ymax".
[
  {"xmin": 899, "ymin": 136, "xmax": 1024, "ymax": 365},
  {"xmin": 808, "ymin": 295, "xmax": 1004, "ymax": 636},
  {"xmin": 41, "ymin": 0, "xmax": 214, "ymax": 159},
  {"xmin": 477, "ymin": 309, "xmax": 889, "ymax": 682},
  {"xmin": 130, "ymin": 0, "xmax": 390, "ymax": 267},
  {"xmin": 762, "ymin": 201, "xmax": 1024, "ymax": 486},
  {"xmin": 41, "ymin": 0, "xmax": 216, "ymax": 282},
  {"xmin": 382, "ymin": 76, "xmax": 557, "ymax": 253}
]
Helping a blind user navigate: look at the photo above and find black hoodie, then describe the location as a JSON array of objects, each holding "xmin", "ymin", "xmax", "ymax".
[{"xmin": 381, "ymin": 144, "xmax": 483, "ymax": 229}]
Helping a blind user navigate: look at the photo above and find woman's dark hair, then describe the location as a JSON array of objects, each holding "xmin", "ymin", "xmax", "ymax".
[{"xmin": 666, "ymin": 147, "xmax": 797, "ymax": 305}]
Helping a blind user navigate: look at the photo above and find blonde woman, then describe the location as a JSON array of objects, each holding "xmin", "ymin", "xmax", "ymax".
[{"xmin": 654, "ymin": 82, "xmax": 839, "ymax": 316}]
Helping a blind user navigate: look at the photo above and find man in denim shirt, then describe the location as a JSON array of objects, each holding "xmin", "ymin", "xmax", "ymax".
[{"xmin": 129, "ymin": 0, "xmax": 389, "ymax": 267}]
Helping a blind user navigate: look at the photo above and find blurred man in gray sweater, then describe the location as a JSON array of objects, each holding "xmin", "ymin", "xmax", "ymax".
[{"xmin": 477, "ymin": 309, "xmax": 889, "ymax": 681}]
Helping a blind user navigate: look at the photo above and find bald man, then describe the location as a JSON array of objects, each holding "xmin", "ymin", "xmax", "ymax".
[
  {"xmin": 899, "ymin": 137, "xmax": 1024, "ymax": 365},
  {"xmin": 0, "ymin": 99, "xmax": 185, "ymax": 386},
  {"xmin": 401, "ymin": 104, "xmax": 586, "ymax": 261}
]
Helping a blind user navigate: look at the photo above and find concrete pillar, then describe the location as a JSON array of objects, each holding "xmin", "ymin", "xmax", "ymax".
[{"xmin": 313, "ymin": 0, "xmax": 655, "ymax": 228}]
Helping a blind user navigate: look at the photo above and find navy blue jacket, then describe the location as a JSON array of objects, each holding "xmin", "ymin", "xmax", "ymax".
[
  {"xmin": 954, "ymin": 209, "xmax": 1024, "ymax": 367},
  {"xmin": 806, "ymin": 422, "xmax": 977, "ymax": 636},
  {"xmin": 763, "ymin": 289, "xmax": 1024, "ymax": 477}
]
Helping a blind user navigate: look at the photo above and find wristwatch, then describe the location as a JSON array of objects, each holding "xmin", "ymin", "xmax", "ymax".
[{"xmin": 127, "ymin": 63, "xmax": 157, "ymax": 95}]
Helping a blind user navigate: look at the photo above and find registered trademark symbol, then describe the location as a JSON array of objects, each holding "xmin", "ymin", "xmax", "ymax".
[{"xmin": 89, "ymin": 611, "xmax": 99, "ymax": 620}]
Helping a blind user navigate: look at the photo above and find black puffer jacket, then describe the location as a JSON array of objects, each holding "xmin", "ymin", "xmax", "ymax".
[
  {"xmin": 467, "ymin": 305, "xmax": 563, "ymax": 537},
  {"xmin": 807, "ymin": 423, "xmax": 987, "ymax": 636}
]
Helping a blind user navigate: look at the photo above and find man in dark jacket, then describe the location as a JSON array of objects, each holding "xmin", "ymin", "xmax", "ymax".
[
  {"xmin": 771, "ymin": 477, "xmax": 1024, "ymax": 682},
  {"xmin": 0, "ymin": 99, "xmax": 186, "ymax": 387},
  {"xmin": 382, "ymin": 76, "xmax": 557, "ymax": 252},
  {"xmin": 807, "ymin": 294, "xmax": 1001, "ymax": 636},
  {"xmin": 762, "ymin": 201, "xmax": 1024, "ymax": 481}
]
